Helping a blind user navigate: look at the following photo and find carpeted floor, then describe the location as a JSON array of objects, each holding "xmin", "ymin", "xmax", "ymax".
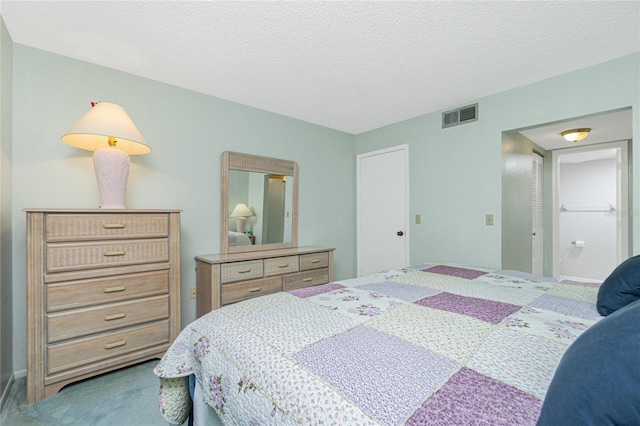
[{"xmin": 0, "ymin": 360, "xmax": 182, "ymax": 426}]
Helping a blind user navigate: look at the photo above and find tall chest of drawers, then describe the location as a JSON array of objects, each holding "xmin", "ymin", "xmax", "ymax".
[
  {"xmin": 25, "ymin": 209, "xmax": 181, "ymax": 404},
  {"xmin": 195, "ymin": 246, "xmax": 334, "ymax": 317}
]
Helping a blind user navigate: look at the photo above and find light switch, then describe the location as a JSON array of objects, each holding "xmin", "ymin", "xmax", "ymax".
[
  {"xmin": 415, "ymin": 214, "xmax": 421, "ymax": 224},
  {"xmin": 485, "ymin": 214, "xmax": 494, "ymax": 226}
]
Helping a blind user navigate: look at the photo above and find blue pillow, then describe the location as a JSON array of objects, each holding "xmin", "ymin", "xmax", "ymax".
[
  {"xmin": 597, "ymin": 255, "xmax": 640, "ymax": 316},
  {"xmin": 537, "ymin": 298, "xmax": 640, "ymax": 425}
]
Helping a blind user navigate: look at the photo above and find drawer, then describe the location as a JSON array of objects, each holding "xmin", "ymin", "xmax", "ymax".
[
  {"xmin": 47, "ymin": 295, "xmax": 169, "ymax": 343},
  {"xmin": 300, "ymin": 252, "xmax": 329, "ymax": 270},
  {"xmin": 221, "ymin": 276, "xmax": 282, "ymax": 305},
  {"xmin": 264, "ymin": 256, "xmax": 299, "ymax": 276},
  {"xmin": 47, "ymin": 271, "xmax": 169, "ymax": 312},
  {"xmin": 46, "ymin": 238, "xmax": 169, "ymax": 273},
  {"xmin": 283, "ymin": 267, "xmax": 330, "ymax": 291},
  {"xmin": 221, "ymin": 260, "xmax": 263, "ymax": 284},
  {"xmin": 45, "ymin": 213, "xmax": 169, "ymax": 242},
  {"xmin": 47, "ymin": 320, "xmax": 170, "ymax": 375}
]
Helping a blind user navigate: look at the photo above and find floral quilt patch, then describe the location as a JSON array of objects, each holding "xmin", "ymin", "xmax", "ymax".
[
  {"xmin": 475, "ymin": 273, "xmax": 555, "ymax": 292},
  {"xmin": 502, "ymin": 306, "xmax": 596, "ymax": 343},
  {"xmin": 307, "ymin": 286, "xmax": 404, "ymax": 322}
]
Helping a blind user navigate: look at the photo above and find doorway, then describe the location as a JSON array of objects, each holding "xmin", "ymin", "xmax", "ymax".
[
  {"xmin": 357, "ymin": 145, "xmax": 409, "ymax": 276},
  {"xmin": 552, "ymin": 141, "xmax": 629, "ymax": 281},
  {"xmin": 503, "ymin": 108, "xmax": 633, "ymax": 277}
]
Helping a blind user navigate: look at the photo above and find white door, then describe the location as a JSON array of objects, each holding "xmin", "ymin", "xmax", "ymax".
[
  {"xmin": 357, "ymin": 145, "xmax": 409, "ymax": 276},
  {"xmin": 532, "ymin": 153, "xmax": 544, "ymax": 275}
]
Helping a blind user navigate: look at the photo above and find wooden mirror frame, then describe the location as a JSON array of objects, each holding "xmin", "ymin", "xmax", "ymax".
[{"xmin": 221, "ymin": 151, "xmax": 299, "ymax": 254}]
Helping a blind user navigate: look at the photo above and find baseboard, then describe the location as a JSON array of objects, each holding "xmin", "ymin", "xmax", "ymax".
[
  {"xmin": 559, "ymin": 275, "xmax": 602, "ymax": 283},
  {"xmin": 13, "ymin": 369, "xmax": 25, "ymax": 379},
  {"xmin": 0, "ymin": 373, "xmax": 15, "ymax": 413}
]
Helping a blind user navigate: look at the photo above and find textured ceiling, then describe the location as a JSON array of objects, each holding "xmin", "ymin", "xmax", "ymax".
[{"xmin": 1, "ymin": 1, "xmax": 639, "ymax": 135}]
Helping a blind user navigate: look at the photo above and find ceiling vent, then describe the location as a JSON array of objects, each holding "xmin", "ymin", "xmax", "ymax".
[{"xmin": 442, "ymin": 103, "xmax": 478, "ymax": 128}]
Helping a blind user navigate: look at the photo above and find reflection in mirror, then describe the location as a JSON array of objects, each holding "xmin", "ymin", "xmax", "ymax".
[
  {"xmin": 227, "ymin": 170, "xmax": 294, "ymax": 245},
  {"xmin": 221, "ymin": 152, "xmax": 298, "ymax": 254}
]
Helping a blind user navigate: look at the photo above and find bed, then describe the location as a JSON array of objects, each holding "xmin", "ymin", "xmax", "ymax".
[
  {"xmin": 228, "ymin": 231, "xmax": 252, "ymax": 247},
  {"xmin": 154, "ymin": 261, "xmax": 620, "ymax": 425}
]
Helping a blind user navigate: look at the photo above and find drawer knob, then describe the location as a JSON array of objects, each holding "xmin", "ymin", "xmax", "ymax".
[
  {"xmin": 103, "ymin": 250, "xmax": 126, "ymax": 257},
  {"xmin": 104, "ymin": 285, "xmax": 126, "ymax": 293},
  {"xmin": 310, "ymin": 259, "xmax": 320, "ymax": 264},
  {"xmin": 103, "ymin": 223, "xmax": 126, "ymax": 229},
  {"xmin": 104, "ymin": 312, "xmax": 127, "ymax": 321},
  {"xmin": 277, "ymin": 263, "xmax": 290, "ymax": 268},
  {"xmin": 303, "ymin": 277, "xmax": 314, "ymax": 282},
  {"xmin": 104, "ymin": 338, "xmax": 127, "ymax": 349},
  {"xmin": 248, "ymin": 287, "xmax": 262, "ymax": 293},
  {"xmin": 238, "ymin": 268, "xmax": 252, "ymax": 274}
]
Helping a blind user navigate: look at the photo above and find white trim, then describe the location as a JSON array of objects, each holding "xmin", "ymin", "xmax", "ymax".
[
  {"xmin": 356, "ymin": 144, "xmax": 410, "ymax": 276},
  {"xmin": 559, "ymin": 275, "xmax": 602, "ymax": 283},
  {"xmin": 0, "ymin": 373, "xmax": 15, "ymax": 413}
]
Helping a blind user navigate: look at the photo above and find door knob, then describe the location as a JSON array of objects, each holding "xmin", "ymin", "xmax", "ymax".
[{"xmin": 397, "ymin": 231, "xmax": 404, "ymax": 236}]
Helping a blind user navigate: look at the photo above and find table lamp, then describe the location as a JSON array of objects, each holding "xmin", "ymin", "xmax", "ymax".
[
  {"xmin": 61, "ymin": 102, "xmax": 151, "ymax": 208},
  {"xmin": 230, "ymin": 203, "xmax": 253, "ymax": 233}
]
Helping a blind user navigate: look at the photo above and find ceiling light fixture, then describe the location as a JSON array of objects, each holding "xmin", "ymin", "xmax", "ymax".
[{"xmin": 561, "ymin": 128, "xmax": 591, "ymax": 142}]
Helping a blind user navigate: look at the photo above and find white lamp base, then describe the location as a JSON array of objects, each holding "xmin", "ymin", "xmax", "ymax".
[
  {"xmin": 235, "ymin": 217, "xmax": 246, "ymax": 233},
  {"xmin": 93, "ymin": 147, "xmax": 130, "ymax": 209}
]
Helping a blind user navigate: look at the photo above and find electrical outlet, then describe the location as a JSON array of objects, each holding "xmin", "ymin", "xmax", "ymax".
[
  {"xmin": 190, "ymin": 288, "xmax": 197, "ymax": 299},
  {"xmin": 485, "ymin": 214, "xmax": 494, "ymax": 226},
  {"xmin": 415, "ymin": 214, "xmax": 421, "ymax": 224}
]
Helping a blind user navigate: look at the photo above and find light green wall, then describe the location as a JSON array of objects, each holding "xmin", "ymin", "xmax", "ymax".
[
  {"xmin": 10, "ymin": 45, "xmax": 356, "ymax": 373},
  {"xmin": 0, "ymin": 16, "xmax": 13, "ymax": 405},
  {"xmin": 355, "ymin": 53, "xmax": 640, "ymax": 269},
  {"xmin": 6, "ymin": 43, "xmax": 640, "ymax": 377}
]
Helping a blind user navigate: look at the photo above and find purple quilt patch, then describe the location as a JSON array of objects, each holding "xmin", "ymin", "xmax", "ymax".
[
  {"xmin": 416, "ymin": 293, "xmax": 521, "ymax": 324},
  {"xmin": 423, "ymin": 265, "xmax": 487, "ymax": 280},
  {"xmin": 359, "ymin": 281, "xmax": 441, "ymax": 302},
  {"xmin": 294, "ymin": 326, "xmax": 459, "ymax": 425},
  {"xmin": 288, "ymin": 283, "xmax": 345, "ymax": 298},
  {"xmin": 407, "ymin": 367, "xmax": 542, "ymax": 426},
  {"xmin": 530, "ymin": 294, "xmax": 600, "ymax": 320}
]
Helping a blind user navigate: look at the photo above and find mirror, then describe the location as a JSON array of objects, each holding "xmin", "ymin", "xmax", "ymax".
[{"xmin": 221, "ymin": 151, "xmax": 298, "ymax": 254}]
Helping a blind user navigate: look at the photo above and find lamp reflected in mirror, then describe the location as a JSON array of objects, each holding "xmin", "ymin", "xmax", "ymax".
[{"xmin": 230, "ymin": 203, "xmax": 253, "ymax": 233}]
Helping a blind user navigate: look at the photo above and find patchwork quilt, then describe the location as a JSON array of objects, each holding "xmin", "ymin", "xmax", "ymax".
[{"xmin": 154, "ymin": 263, "xmax": 602, "ymax": 425}]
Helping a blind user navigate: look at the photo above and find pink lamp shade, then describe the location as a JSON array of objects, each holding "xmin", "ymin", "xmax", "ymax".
[
  {"xmin": 230, "ymin": 203, "xmax": 253, "ymax": 233},
  {"xmin": 61, "ymin": 102, "xmax": 150, "ymax": 208}
]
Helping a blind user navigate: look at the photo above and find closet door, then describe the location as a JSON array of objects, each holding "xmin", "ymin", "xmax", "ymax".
[
  {"xmin": 357, "ymin": 145, "xmax": 409, "ymax": 276},
  {"xmin": 531, "ymin": 152, "xmax": 544, "ymax": 276}
]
